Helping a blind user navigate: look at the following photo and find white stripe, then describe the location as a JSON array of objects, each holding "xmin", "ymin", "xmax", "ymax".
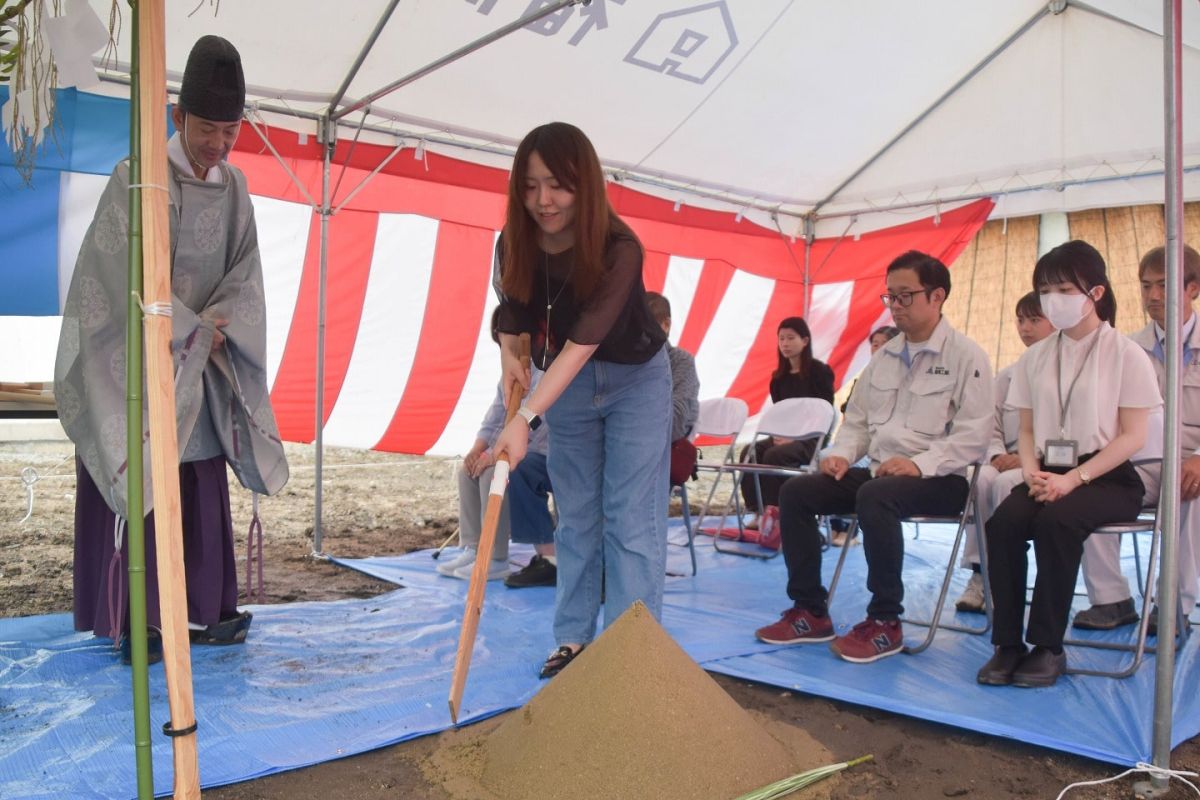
[
  {"xmin": 251, "ymin": 195, "xmax": 311, "ymax": 388},
  {"xmin": 57, "ymin": 171, "xmax": 110, "ymax": 313},
  {"xmin": 661, "ymin": 256, "xmax": 704, "ymax": 346},
  {"xmin": 693, "ymin": 270, "xmax": 775, "ymax": 400},
  {"xmin": 807, "ymin": 281, "xmax": 854, "ymax": 363},
  {"xmin": 323, "ymin": 213, "xmax": 439, "ymax": 448},
  {"xmin": 428, "ymin": 231, "xmax": 503, "ymax": 456}
]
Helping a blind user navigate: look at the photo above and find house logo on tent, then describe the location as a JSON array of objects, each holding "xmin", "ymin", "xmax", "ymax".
[{"xmin": 625, "ymin": 1, "xmax": 737, "ymax": 85}]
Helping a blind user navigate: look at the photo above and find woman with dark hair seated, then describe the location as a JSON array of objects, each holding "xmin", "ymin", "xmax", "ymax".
[{"xmin": 741, "ymin": 317, "xmax": 835, "ymax": 529}]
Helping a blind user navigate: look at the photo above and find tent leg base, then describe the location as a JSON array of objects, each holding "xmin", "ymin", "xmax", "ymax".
[{"xmin": 1131, "ymin": 777, "xmax": 1171, "ymax": 798}]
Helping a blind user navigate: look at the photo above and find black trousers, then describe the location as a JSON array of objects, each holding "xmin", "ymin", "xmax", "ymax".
[
  {"xmin": 739, "ymin": 438, "xmax": 817, "ymax": 511},
  {"xmin": 986, "ymin": 459, "xmax": 1143, "ymax": 649},
  {"xmin": 778, "ymin": 468, "xmax": 969, "ymax": 619}
]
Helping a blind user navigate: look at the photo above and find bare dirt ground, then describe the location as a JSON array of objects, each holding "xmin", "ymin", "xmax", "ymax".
[{"xmin": 3, "ymin": 440, "xmax": 1200, "ymax": 799}]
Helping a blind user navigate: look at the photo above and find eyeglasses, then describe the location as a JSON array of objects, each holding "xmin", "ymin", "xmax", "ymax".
[{"xmin": 880, "ymin": 288, "xmax": 932, "ymax": 308}]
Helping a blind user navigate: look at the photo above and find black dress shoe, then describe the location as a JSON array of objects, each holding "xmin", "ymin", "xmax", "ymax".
[
  {"xmin": 1071, "ymin": 598, "xmax": 1138, "ymax": 630},
  {"xmin": 976, "ymin": 645, "xmax": 1028, "ymax": 686},
  {"xmin": 504, "ymin": 555, "xmax": 557, "ymax": 588},
  {"xmin": 120, "ymin": 627, "xmax": 163, "ymax": 666},
  {"xmin": 189, "ymin": 610, "xmax": 253, "ymax": 645},
  {"xmin": 1011, "ymin": 646, "xmax": 1066, "ymax": 688}
]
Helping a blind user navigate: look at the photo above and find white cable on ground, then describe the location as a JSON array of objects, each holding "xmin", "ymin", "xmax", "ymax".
[{"xmin": 1056, "ymin": 762, "xmax": 1200, "ymax": 799}]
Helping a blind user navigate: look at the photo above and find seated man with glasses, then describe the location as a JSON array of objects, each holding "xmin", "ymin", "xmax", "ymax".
[{"xmin": 754, "ymin": 251, "xmax": 993, "ymax": 663}]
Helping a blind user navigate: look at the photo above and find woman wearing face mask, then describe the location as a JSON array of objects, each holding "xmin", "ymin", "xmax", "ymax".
[
  {"xmin": 976, "ymin": 240, "xmax": 1160, "ymax": 689},
  {"xmin": 739, "ymin": 317, "xmax": 836, "ymax": 530}
]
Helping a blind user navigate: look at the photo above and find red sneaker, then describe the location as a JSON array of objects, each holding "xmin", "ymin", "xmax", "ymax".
[
  {"xmin": 830, "ymin": 618, "xmax": 904, "ymax": 663},
  {"xmin": 755, "ymin": 607, "xmax": 835, "ymax": 644}
]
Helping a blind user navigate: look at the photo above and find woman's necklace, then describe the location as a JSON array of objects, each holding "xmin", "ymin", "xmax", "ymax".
[{"xmin": 543, "ymin": 249, "xmax": 572, "ymax": 369}]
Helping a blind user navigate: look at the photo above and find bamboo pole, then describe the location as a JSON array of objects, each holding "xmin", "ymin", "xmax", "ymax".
[
  {"xmin": 136, "ymin": 2, "xmax": 200, "ymax": 796},
  {"xmin": 125, "ymin": 4, "xmax": 154, "ymax": 797},
  {"xmin": 448, "ymin": 335, "xmax": 530, "ymax": 724}
]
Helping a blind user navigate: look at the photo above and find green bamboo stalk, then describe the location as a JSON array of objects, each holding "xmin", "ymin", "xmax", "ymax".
[
  {"xmin": 733, "ymin": 755, "xmax": 874, "ymax": 800},
  {"xmin": 124, "ymin": 2, "xmax": 154, "ymax": 798}
]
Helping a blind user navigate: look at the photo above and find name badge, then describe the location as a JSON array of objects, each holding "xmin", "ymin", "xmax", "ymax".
[{"xmin": 1044, "ymin": 439, "xmax": 1079, "ymax": 468}]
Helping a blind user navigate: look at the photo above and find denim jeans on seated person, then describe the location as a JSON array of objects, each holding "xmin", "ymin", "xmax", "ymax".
[
  {"xmin": 544, "ymin": 346, "xmax": 671, "ymax": 646},
  {"xmin": 508, "ymin": 451, "xmax": 555, "ymax": 546}
]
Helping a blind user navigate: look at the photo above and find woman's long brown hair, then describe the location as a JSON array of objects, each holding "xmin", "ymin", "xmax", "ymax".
[{"xmin": 500, "ymin": 122, "xmax": 623, "ymax": 304}]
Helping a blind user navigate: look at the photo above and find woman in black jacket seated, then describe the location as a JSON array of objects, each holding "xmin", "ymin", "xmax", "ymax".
[{"xmin": 741, "ymin": 317, "xmax": 835, "ymax": 528}]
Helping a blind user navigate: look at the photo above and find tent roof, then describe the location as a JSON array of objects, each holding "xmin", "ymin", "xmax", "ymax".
[{"xmin": 75, "ymin": 0, "xmax": 1200, "ymax": 233}]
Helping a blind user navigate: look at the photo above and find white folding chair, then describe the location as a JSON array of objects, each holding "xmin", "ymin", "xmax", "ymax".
[
  {"xmin": 689, "ymin": 398, "xmax": 750, "ymax": 559},
  {"xmin": 716, "ymin": 398, "xmax": 837, "ymax": 559}
]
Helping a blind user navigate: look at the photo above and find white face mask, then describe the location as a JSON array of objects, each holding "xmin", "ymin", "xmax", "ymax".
[{"xmin": 1040, "ymin": 290, "xmax": 1095, "ymax": 331}]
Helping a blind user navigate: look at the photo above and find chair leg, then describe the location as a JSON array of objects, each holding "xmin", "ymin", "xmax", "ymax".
[
  {"xmin": 825, "ymin": 517, "xmax": 859, "ymax": 606},
  {"xmin": 679, "ymin": 484, "xmax": 697, "ymax": 576},
  {"xmin": 1132, "ymin": 531, "xmax": 1145, "ymax": 598},
  {"xmin": 903, "ymin": 508, "xmax": 990, "ymax": 655},
  {"xmin": 1064, "ymin": 524, "xmax": 1186, "ymax": 678}
]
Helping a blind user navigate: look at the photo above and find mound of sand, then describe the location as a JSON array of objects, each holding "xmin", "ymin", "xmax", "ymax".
[{"xmin": 479, "ymin": 602, "xmax": 803, "ymax": 800}]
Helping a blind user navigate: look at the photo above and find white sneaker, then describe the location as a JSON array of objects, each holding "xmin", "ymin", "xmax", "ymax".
[
  {"xmin": 452, "ymin": 558, "xmax": 511, "ymax": 581},
  {"xmin": 955, "ymin": 572, "xmax": 986, "ymax": 613},
  {"xmin": 436, "ymin": 548, "xmax": 477, "ymax": 577}
]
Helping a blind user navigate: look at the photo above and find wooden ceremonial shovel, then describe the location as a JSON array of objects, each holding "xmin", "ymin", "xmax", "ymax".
[
  {"xmin": 448, "ymin": 335, "xmax": 530, "ymax": 724},
  {"xmin": 138, "ymin": 2, "xmax": 201, "ymax": 796}
]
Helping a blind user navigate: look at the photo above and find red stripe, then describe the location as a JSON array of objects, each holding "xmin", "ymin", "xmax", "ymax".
[
  {"xmin": 676, "ymin": 259, "xmax": 735, "ymax": 355},
  {"xmin": 269, "ymin": 210, "xmax": 378, "ymax": 442},
  {"xmin": 642, "ymin": 250, "xmax": 669, "ymax": 293},
  {"xmin": 372, "ymin": 222, "xmax": 495, "ymax": 453},
  {"xmin": 721, "ymin": 279, "xmax": 806, "ymax": 416}
]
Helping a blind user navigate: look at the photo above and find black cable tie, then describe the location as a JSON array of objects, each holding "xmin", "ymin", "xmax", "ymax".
[{"xmin": 162, "ymin": 719, "xmax": 198, "ymax": 738}]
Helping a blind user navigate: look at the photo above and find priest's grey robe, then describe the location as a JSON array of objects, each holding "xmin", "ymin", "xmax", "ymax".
[{"xmin": 55, "ymin": 154, "xmax": 288, "ymax": 518}]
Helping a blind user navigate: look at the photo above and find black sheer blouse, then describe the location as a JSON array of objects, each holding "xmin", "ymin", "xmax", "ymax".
[
  {"xmin": 769, "ymin": 360, "xmax": 836, "ymax": 404},
  {"xmin": 496, "ymin": 232, "xmax": 666, "ymax": 367}
]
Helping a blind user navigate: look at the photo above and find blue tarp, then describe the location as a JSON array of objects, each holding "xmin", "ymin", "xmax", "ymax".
[{"xmin": 2, "ymin": 522, "xmax": 1197, "ymax": 799}]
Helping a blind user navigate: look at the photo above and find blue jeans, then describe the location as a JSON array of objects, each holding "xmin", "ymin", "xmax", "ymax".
[
  {"xmin": 508, "ymin": 451, "xmax": 555, "ymax": 546},
  {"xmin": 545, "ymin": 347, "xmax": 671, "ymax": 645}
]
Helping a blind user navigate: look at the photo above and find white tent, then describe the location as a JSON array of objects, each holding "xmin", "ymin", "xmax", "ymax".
[{"xmin": 77, "ymin": 0, "xmax": 1200, "ymax": 233}]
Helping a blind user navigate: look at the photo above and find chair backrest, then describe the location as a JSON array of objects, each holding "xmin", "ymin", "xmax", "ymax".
[
  {"xmin": 694, "ymin": 397, "xmax": 749, "ymax": 440},
  {"xmin": 754, "ymin": 397, "xmax": 837, "ymax": 443}
]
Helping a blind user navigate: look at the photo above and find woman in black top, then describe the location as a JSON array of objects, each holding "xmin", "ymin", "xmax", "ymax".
[
  {"xmin": 741, "ymin": 317, "xmax": 836, "ymax": 524},
  {"xmin": 491, "ymin": 122, "xmax": 671, "ymax": 679}
]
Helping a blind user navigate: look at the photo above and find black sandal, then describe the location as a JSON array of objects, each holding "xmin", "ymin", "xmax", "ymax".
[{"xmin": 539, "ymin": 644, "xmax": 584, "ymax": 679}]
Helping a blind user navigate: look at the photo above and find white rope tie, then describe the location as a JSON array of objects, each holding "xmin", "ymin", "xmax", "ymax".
[
  {"xmin": 18, "ymin": 467, "xmax": 37, "ymax": 524},
  {"xmin": 131, "ymin": 291, "xmax": 173, "ymax": 318},
  {"xmin": 1055, "ymin": 762, "xmax": 1200, "ymax": 799}
]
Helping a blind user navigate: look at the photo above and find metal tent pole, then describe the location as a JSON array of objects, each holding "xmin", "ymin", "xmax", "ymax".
[
  {"xmin": 327, "ymin": 0, "xmax": 402, "ymax": 117},
  {"xmin": 802, "ymin": 217, "xmax": 815, "ymax": 317},
  {"xmin": 312, "ymin": 114, "xmax": 334, "ymax": 557},
  {"xmin": 1136, "ymin": 0, "xmax": 1184, "ymax": 795},
  {"xmin": 333, "ymin": 0, "xmax": 584, "ymax": 122}
]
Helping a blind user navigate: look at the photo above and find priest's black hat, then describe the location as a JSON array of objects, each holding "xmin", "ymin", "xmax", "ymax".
[{"xmin": 178, "ymin": 35, "xmax": 244, "ymax": 122}]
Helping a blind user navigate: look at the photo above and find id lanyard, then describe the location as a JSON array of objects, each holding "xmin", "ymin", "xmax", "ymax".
[{"xmin": 1054, "ymin": 330, "xmax": 1102, "ymax": 440}]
